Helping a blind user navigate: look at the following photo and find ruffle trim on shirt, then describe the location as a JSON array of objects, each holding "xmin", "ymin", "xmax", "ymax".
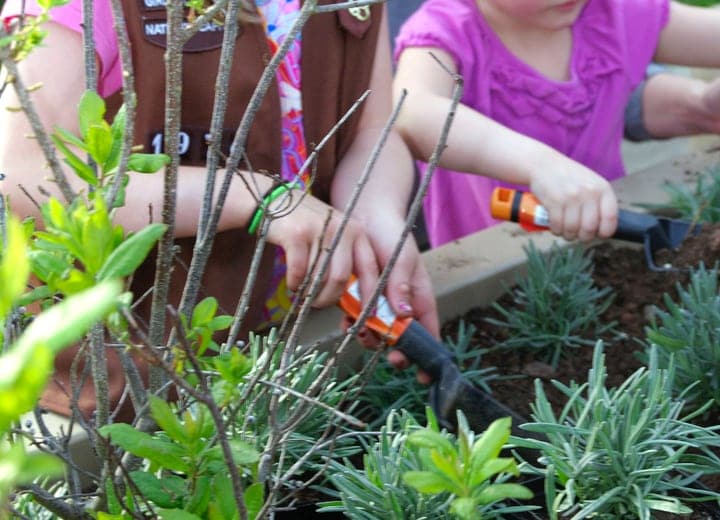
[{"xmin": 487, "ymin": 9, "xmax": 624, "ymax": 128}]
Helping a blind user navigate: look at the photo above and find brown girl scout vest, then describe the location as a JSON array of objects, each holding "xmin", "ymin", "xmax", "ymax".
[{"xmin": 41, "ymin": 0, "xmax": 383, "ymax": 420}]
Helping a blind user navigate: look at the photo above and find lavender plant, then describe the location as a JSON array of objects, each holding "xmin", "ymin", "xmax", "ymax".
[
  {"xmin": 513, "ymin": 342, "xmax": 720, "ymax": 520},
  {"xmin": 486, "ymin": 241, "xmax": 617, "ymax": 368},
  {"xmin": 319, "ymin": 409, "xmax": 535, "ymax": 520},
  {"xmin": 655, "ymin": 165, "xmax": 720, "ymax": 224},
  {"xmin": 644, "ymin": 263, "xmax": 720, "ymax": 414}
]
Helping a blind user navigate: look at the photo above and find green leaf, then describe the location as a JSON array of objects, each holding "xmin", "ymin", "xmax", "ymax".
[
  {"xmin": 406, "ymin": 429, "xmax": 455, "ymax": 455},
  {"xmin": 149, "ymin": 395, "xmax": 188, "ymax": 444},
  {"xmin": 0, "ymin": 218, "xmax": 30, "ymax": 316},
  {"xmin": 450, "ymin": 497, "xmax": 477, "ymax": 520},
  {"xmin": 211, "ymin": 472, "xmax": 237, "ymax": 520},
  {"xmin": 128, "ymin": 153, "xmax": 171, "ymax": 173},
  {"xmin": 185, "ymin": 475, "xmax": 211, "ymax": 514},
  {"xmin": 105, "ymin": 477, "xmax": 123, "ymax": 515},
  {"xmin": 13, "ymin": 279, "xmax": 121, "ymax": 355},
  {"xmin": 472, "ymin": 457, "xmax": 518, "ymax": 487},
  {"xmin": 192, "ymin": 297, "xmax": 218, "ymax": 328},
  {"xmin": 86, "ymin": 121, "xmax": 114, "ymax": 169},
  {"xmin": 646, "ymin": 499, "xmax": 692, "ymax": 514},
  {"xmin": 156, "ymin": 509, "xmax": 203, "ymax": 520},
  {"xmin": 229, "ymin": 439, "xmax": 260, "ymax": 466},
  {"xmin": 470, "ymin": 417, "xmax": 511, "ymax": 470},
  {"xmin": 15, "ymin": 284, "xmax": 52, "ymax": 308},
  {"xmin": 646, "ymin": 329, "xmax": 687, "ymax": 351},
  {"xmin": 209, "ymin": 315, "xmax": 233, "ymax": 331},
  {"xmin": 53, "ymin": 125, "xmax": 88, "ymax": 152},
  {"xmin": 99, "ymin": 423, "xmax": 190, "ymax": 473},
  {"xmin": 244, "ymin": 482, "xmax": 263, "ymax": 520},
  {"xmin": 476, "ymin": 483, "xmax": 533, "ymax": 505},
  {"xmin": 0, "ymin": 343, "xmax": 53, "ymax": 432},
  {"xmin": 51, "ymin": 133, "xmax": 98, "ymax": 186},
  {"xmin": 96, "ymin": 223, "xmax": 167, "ymax": 280},
  {"xmin": 403, "ymin": 470, "xmax": 452, "ymax": 494},
  {"xmin": 78, "ymin": 90, "xmax": 106, "ymax": 139},
  {"xmin": 428, "ymin": 449, "xmax": 462, "ymax": 487},
  {"xmin": 129, "ymin": 471, "xmax": 185, "ymax": 509}
]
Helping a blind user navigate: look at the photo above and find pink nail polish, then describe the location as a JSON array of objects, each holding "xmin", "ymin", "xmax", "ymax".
[{"xmin": 398, "ymin": 303, "xmax": 413, "ymax": 314}]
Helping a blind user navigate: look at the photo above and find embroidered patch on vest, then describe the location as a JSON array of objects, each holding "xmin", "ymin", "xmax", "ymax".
[{"xmin": 138, "ymin": 0, "xmax": 238, "ymax": 52}]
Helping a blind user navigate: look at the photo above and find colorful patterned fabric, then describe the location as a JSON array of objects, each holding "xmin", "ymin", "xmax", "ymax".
[{"xmin": 257, "ymin": 0, "xmax": 309, "ymax": 325}]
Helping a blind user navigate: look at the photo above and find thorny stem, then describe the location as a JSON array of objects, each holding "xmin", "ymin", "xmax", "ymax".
[
  {"xmin": 104, "ymin": 0, "xmax": 137, "ymax": 209},
  {"xmin": 145, "ymin": 0, "xmax": 186, "ymax": 398},
  {"xmin": 88, "ymin": 321, "xmax": 109, "ymax": 494},
  {"xmin": 25, "ymin": 484, "xmax": 93, "ymax": 520},
  {"xmin": 191, "ymin": 0, "xmax": 241, "ymax": 238},
  {"xmin": 81, "ymin": 0, "xmax": 97, "ymax": 93}
]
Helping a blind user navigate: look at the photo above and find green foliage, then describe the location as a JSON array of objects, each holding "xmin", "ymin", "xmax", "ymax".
[
  {"xmin": 403, "ymin": 413, "xmax": 534, "ymax": 519},
  {"xmin": 31, "ymin": 192, "xmax": 166, "ymax": 296},
  {"xmin": 98, "ymin": 327, "xmax": 362, "ymax": 517},
  {"xmin": 230, "ymin": 331, "xmax": 362, "ymax": 476},
  {"xmin": 355, "ymin": 321, "xmax": 498, "ymax": 428},
  {"xmin": 52, "ymin": 91, "xmax": 170, "ymax": 206},
  {"xmin": 0, "ymin": 214, "xmax": 122, "ymax": 507},
  {"xmin": 318, "ymin": 410, "xmax": 455, "ymax": 520},
  {"xmin": 319, "ymin": 409, "xmax": 535, "ymax": 520},
  {"xmin": 655, "ymin": 166, "xmax": 720, "ymax": 223},
  {"xmin": 100, "ymin": 398, "xmax": 262, "ymax": 520},
  {"xmin": 513, "ymin": 342, "xmax": 720, "ymax": 520},
  {"xmin": 486, "ymin": 241, "xmax": 616, "ymax": 368},
  {"xmin": 644, "ymin": 264, "xmax": 720, "ymax": 414},
  {"xmin": 0, "ymin": 0, "xmax": 69, "ymax": 58}
]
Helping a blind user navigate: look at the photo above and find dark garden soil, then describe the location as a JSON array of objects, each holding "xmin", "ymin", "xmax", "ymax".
[{"xmin": 441, "ymin": 223, "xmax": 720, "ymax": 519}]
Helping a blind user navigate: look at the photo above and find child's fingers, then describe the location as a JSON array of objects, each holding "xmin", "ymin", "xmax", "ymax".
[
  {"xmin": 561, "ymin": 203, "xmax": 581, "ymax": 241},
  {"xmin": 578, "ymin": 199, "xmax": 600, "ymax": 242},
  {"xmin": 598, "ymin": 189, "xmax": 619, "ymax": 238}
]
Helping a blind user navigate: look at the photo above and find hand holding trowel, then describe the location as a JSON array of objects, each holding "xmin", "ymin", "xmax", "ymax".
[
  {"xmin": 339, "ymin": 276, "xmax": 529, "ymax": 437},
  {"xmin": 490, "ymin": 187, "xmax": 701, "ymax": 272}
]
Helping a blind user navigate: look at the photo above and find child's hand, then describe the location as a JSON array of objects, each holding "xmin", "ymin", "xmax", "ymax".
[
  {"xmin": 264, "ymin": 192, "xmax": 380, "ymax": 309},
  {"xmin": 527, "ymin": 156, "xmax": 618, "ymax": 242}
]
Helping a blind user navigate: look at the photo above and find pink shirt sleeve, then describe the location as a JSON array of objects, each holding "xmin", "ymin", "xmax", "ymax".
[
  {"xmin": 617, "ymin": 0, "xmax": 670, "ymax": 85},
  {"xmin": 393, "ymin": 0, "xmax": 473, "ymax": 71},
  {"xmin": 2, "ymin": 0, "xmax": 121, "ymax": 97}
]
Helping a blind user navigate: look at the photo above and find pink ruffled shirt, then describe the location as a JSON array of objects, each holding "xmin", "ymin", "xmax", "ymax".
[{"xmin": 394, "ymin": 0, "xmax": 669, "ymax": 247}]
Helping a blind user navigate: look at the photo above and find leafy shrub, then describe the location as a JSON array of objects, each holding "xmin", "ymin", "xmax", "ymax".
[
  {"xmin": 319, "ymin": 409, "xmax": 535, "ymax": 520},
  {"xmin": 486, "ymin": 241, "xmax": 616, "ymax": 367},
  {"xmin": 657, "ymin": 165, "xmax": 720, "ymax": 224},
  {"xmin": 514, "ymin": 342, "xmax": 720, "ymax": 520},
  {"xmin": 0, "ymin": 215, "xmax": 122, "ymax": 509},
  {"xmin": 644, "ymin": 263, "xmax": 720, "ymax": 414}
]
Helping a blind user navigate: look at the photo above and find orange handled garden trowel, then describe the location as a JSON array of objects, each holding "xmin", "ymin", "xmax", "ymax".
[
  {"xmin": 339, "ymin": 276, "xmax": 528, "ymax": 436},
  {"xmin": 490, "ymin": 187, "xmax": 701, "ymax": 272}
]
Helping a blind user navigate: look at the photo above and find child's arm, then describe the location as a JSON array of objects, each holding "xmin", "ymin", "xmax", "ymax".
[
  {"xmin": 639, "ymin": 73, "xmax": 720, "ymax": 138},
  {"xmin": 655, "ymin": 2, "xmax": 720, "ymax": 67},
  {"xmin": 393, "ymin": 47, "xmax": 618, "ymax": 242}
]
